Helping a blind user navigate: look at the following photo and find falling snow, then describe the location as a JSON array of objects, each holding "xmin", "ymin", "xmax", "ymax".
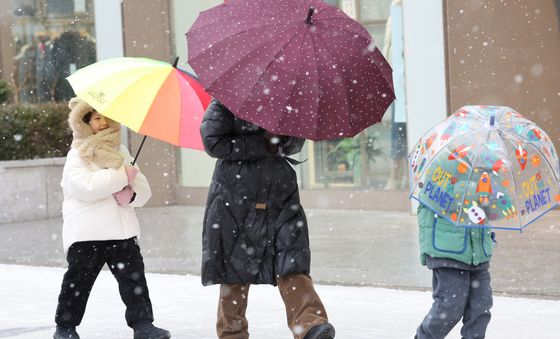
[{"xmin": 187, "ymin": 0, "xmax": 394, "ymax": 140}]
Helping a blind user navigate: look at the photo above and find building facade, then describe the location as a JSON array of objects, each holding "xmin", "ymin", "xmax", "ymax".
[{"xmin": 1, "ymin": 0, "xmax": 558, "ymax": 211}]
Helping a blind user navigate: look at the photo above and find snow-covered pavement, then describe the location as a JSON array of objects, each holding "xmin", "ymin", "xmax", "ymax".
[{"xmin": 1, "ymin": 264, "xmax": 559, "ymax": 338}]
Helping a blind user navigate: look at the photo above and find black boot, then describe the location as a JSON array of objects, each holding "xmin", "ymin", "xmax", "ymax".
[
  {"xmin": 133, "ymin": 322, "xmax": 171, "ymax": 339},
  {"xmin": 304, "ymin": 323, "xmax": 335, "ymax": 339},
  {"xmin": 53, "ymin": 326, "xmax": 80, "ymax": 339}
]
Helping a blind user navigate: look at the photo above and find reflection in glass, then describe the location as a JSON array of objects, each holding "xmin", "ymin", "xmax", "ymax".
[
  {"xmin": 9, "ymin": 0, "xmax": 97, "ymax": 103},
  {"xmin": 306, "ymin": 0, "xmax": 409, "ymax": 190},
  {"xmin": 359, "ymin": 0, "xmax": 391, "ymax": 22}
]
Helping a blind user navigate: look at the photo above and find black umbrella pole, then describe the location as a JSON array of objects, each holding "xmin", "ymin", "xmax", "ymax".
[{"xmin": 131, "ymin": 135, "xmax": 147, "ymax": 166}]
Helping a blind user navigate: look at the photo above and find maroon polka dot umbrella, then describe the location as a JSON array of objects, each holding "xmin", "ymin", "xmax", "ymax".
[{"xmin": 186, "ymin": 0, "xmax": 395, "ymax": 141}]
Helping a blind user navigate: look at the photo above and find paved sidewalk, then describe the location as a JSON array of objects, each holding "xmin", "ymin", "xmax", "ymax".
[
  {"xmin": 0, "ymin": 206, "xmax": 559, "ymax": 298},
  {"xmin": 2, "ymin": 264, "xmax": 560, "ymax": 339}
]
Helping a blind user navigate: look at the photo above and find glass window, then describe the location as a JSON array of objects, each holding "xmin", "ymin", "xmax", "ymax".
[
  {"xmin": 323, "ymin": 0, "xmax": 340, "ymax": 6},
  {"xmin": 303, "ymin": 0, "xmax": 409, "ymax": 191},
  {"xmin": 8, "ymin": 0, "xmax": 97, "ymax": 103},
  {"xmin": 359, "ymin": 0, "xmax": 391, "ymax": 22},
  {"xmin": 310, "ymin": 131, "xmax": 386, "ymax": 188}
]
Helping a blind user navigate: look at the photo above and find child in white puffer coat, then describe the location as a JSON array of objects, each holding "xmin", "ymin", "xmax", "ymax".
[{"xmin": 53, "ymin": 96, "xmax": 170, "ymax": 339}]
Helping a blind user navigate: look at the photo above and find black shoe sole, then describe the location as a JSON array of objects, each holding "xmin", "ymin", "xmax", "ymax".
[
  {"xmin": 316, "ymin": 329, "xmax": 335, "ymax": 339},
  {"xmin": 134, "ymin": 331, "xmax": 171, "ymax": 339},
  {"xmin": 306, "ymin": 324, "xmax": 335, "ymax": 339}
]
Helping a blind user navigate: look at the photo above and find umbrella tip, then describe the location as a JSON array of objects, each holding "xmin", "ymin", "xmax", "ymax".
[
  {"xmin": 490, "ymin": 115, "xmax": 495, "ymax": 126},
  {"xmin": 306, "ymin": 7, "xmax": 315, "ymax": 25},
  {"xmin": 172, "ymin": 56, "xmax": 179, "ymax": 68}
]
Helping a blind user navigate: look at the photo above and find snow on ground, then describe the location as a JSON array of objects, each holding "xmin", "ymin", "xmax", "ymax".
[{"xmin": 0, "ymin": 264, "xmax": 559, "ymax": 338}]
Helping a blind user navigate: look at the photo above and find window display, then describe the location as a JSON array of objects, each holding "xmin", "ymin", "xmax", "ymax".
[
  {"xmin": 307, "ymin": 0, "xmax": 409, "ymax": 190},
  {"xmin": 9, "ymin": 0, "xmax": 97, "ymax": 103}
]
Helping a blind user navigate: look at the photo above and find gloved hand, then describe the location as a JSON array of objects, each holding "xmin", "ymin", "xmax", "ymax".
[
  {"xmin": 124, "ymin": 165, "xmax": 138, "ymax": 186},
  {"xmin": 113, "ymin": 185, "xmax": 134, "ymax": 206}
]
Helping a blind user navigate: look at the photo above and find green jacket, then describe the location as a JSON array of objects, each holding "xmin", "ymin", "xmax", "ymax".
[
  {"xmin": 415, "ymin": 142, "xmax": 508, "ymax": 266},
  {"xmin": 418, "ymin": 204, "xmax": 494, "ymax": 266}
]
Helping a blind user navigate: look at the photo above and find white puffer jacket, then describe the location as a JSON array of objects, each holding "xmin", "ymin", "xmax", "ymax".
[{"xmin": 60, "ymin": 145, "xmax": 151, "ymax": 252}]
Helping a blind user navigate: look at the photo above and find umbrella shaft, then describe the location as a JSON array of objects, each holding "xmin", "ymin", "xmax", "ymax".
[{"xmin": 132, "ymin": 135, "xmax": 147, "ymax": 166}]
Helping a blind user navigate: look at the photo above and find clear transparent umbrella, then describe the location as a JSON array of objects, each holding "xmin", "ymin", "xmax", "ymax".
[{"xmin": 409, "ymin": 105, "xmax": 560, "ymax": 230}]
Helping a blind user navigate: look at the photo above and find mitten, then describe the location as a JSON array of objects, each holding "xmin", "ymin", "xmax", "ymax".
[
  {"xmin": 113, "ymin": 185, "xmax": 134, "ymax": 206},
  {"xmin": 124, "ymin": 166, "xmax": 139, "ymax": 185}
]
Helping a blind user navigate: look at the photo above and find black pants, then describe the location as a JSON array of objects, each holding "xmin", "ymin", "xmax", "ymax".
[{"xmin": 55, "ymin": 237, "xmax": 154, "ymax": 328}]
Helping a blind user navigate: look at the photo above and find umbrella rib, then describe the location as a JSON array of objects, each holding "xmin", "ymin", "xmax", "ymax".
[
  {"xmin": 201, "ymin": 24, "xmax": 304, "ymax": 91},
  {"xmin": 187, "ymin": 1, "xmax": 268, "ymax": 33},
  {"xmin": 319, "ymin": 19, "xmax": 373, "ymax": 49},
  {"xmin": 189, "ymin": 21, "xmax": 298, "ymax": 62},
  {"xmin": 499, "ymin": 128, "xmax": 560, "ymax": 226},
  {"xmin": 312, "ymin": 6, "xmax": 335, "ymax": 19},
  {"xmin": 456, "ymin": 143, "xmax": 484, "ymax": 227},
  {"xmin": 306, "ymin": 29, "xmax": 322, "ymax": 140},
  {"xmin": 189, "ymin": 0, "xmax": 308, "ymax": 34},
  {"xmin": 500, "ymin": 112, "xmax": 535, "ymax": 131},
  {"xmin": 314, "ymin": 16, "xmax": 372, "ymax": 39},
  {"xmin": 311, "ymin": 31, "xmax": 353, "ymax": 135},
  {"xmin": 274, "ymin": 26, "xmax": 311, "ymax": 134},
  {"xmin": 410, "ymin": 124, "xmax": 481, "ymax": 198},
  {"xmin": 411, "ymin": 127, "xmax": 482, "ymax": 222},
  {"xmin": 230, "ymin": 24, "xmax": 309, "ymax": 125},
  {"xmin": 508, "ymin": 157, "xmax": 524, "ymax": 229},
  {"xmin": 172, "ymin": 71, "xmax": 186, "ymax": 144},
  {"xmin": 85, "ymin": 67, "xmax": 171, "ymax": 128},
  {"xmin": 315, "ymin": 20, "xmax": 393, "ymax": 92},
  {"xmin": 209, "ymin": 21, "xmax": 295, "ymax": 42},
  {"xmin": 190, "ymin": 15, "xmax": 296, "ymax": 35},
  {"xmin": 494, "ymin": 129, "xmax": 524, "ymax": 228}
]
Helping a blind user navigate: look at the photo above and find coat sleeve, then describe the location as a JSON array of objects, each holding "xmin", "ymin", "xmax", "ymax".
[
  {"xmin": 63, "ymin": 149, "xmax": 128, "ymax": 201},
  {"xmin": 120, "ymin": 146, "xmax": 152, "ymax": 207},
  {"xmin": 280, "ymin": 136, "xmax": 305, "ymax": 156},
  {"xmin": 200, "ymin": 100, "xmax": 271, "ymax": 161}
]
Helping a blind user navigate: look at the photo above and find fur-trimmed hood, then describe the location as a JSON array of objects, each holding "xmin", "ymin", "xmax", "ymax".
[
  {"xmin": 68, "ymin": 96, "xmax": 121, "ymax": 139},
  {"xmin": 67, "ymin": 96, "xmax": 123, "ymax": 169},
  {"xmin": 68, "ymin": 96, "xmax": 95, "ymax": 140}
]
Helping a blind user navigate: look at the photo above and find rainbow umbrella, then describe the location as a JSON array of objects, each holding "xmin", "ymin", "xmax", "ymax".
[{"xmin": 67, "ymin": 57, "xmax": 212, "ymax": 163}]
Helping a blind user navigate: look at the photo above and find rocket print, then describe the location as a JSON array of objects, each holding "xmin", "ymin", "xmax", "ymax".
[
  {"xmin": 448, "ymin": 145, "xmax": 472, "ymax": 161},
  {"xmin": 476, "ymin": 172, "xmax": 492, "ymax": 206},
  {"xmin": 492, "ymin": 159, "xmax": 506, "ymax": 175},
  {"xmin": 515, "ymin": 144, "xmax": 528, "ymax": 171}
]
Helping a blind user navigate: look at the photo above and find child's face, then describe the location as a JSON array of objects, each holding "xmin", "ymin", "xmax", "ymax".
[{"xmin": 88, "ymin": 111, "xmax": 109, "ymax": 134}]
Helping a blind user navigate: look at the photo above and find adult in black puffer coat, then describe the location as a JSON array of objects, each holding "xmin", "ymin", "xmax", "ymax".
[{"xmin": 200, "ymin": 100, "xmax": 335, "ymax": 339}]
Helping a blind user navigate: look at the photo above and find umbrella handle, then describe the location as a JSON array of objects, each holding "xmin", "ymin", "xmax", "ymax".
[{"xmin": 131, "ymin": 135, "xmax": 147, "ymax": 166}]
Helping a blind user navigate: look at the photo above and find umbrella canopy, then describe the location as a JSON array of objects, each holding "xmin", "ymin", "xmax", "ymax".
[
  {"xmin": 187, "ymin": 0, "xmax": 394, "ymax": 141},
  {"xmin": 409, "ymin": 106, "xmax": 560, "ymax": 230},
  {"xmin": 67, "ymin": 57, "xmax": 212, "ymax": 153}
]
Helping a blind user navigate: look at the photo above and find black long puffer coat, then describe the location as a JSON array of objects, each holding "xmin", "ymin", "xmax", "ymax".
[{"xmin": 200, "ymin": 100, "xmax": 310, "ymax": 286}]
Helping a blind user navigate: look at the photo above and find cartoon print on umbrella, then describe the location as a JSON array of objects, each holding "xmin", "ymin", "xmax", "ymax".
[{"xmin": 409, "ymin": 105, "xmax": 560, "ymax": 231}]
